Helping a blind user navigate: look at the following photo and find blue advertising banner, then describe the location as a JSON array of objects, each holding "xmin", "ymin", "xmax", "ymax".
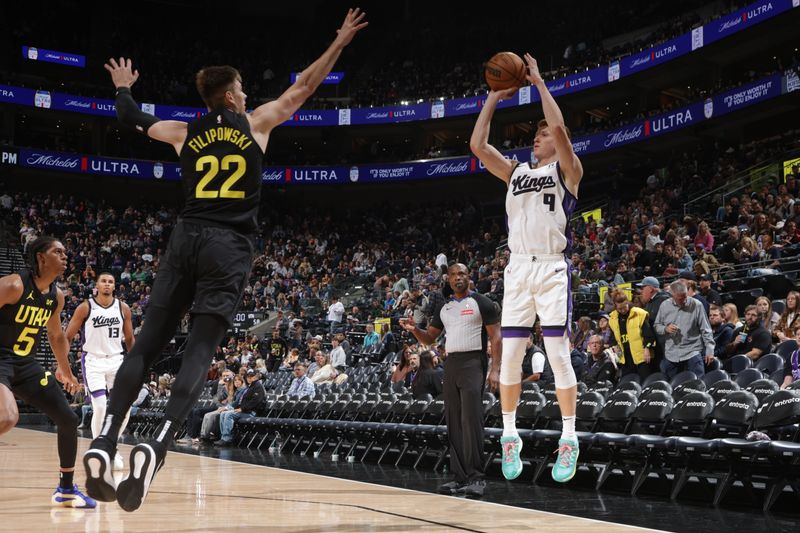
[
  {"xmin": 281, "ymin": 109, "xmax": 339, "ymax": 126},
  {"xmin": 704, "ymin": 0, "xmax": 793, "ymax": 45},
  {"xmin": 290, "ymin": 72, "xmax": 344, "ymax": 84},
  {"xmin": 349, "ymin": 103, "xmax": 431, "ymax": 124},
  {"xmin": 546, "ymin": 65, "xmax": 610, "ymax": 96},
  {"xmin": 2, "ymin": 1, "xmax": 793, "ymax": 127},
  {"xmin": 6, "ymin": 72, "xmax": 792, "ymax": 183},
  {"xmin": 22, "ymin": 46, "xmax": 86, "ymax": 68},
  {"xmin": 0, "ymin": 84, "xmax": 34, "ymax": 105},
  {"xmin": 707, "ymin": 73, "xmax": 783, "ymax": 118},
  {"xmin": 619, "ymin": 33, "xmax": 693, "ymax": 78}
]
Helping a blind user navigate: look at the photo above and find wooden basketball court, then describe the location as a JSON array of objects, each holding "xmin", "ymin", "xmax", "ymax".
[{"xmin": 0, "ymin": 427, "xmax": 663, "ymax": 532}]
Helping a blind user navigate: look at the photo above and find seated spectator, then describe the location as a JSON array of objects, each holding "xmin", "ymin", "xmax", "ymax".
[
  {"xmin": 723, "ymin": 303, "xmax": 743, "ymax": 329},
  {"xmin": 362, "ymin": 323, "xmax": 380, "ymax": 351},
  {"xmin": 608, "ymin": 289, "xmax": 656, "ymax": 381},
  {"xmin": 571, "ymin": 316, "xmax": 594, "ymax": 352},
  {"xmin": 582, "ymin": 335, "xmax": 617, "ymax": 386},
  {"xmin": 286, "ymin": 363, "xmax": 316, "ymax": 398},
  {"xmin": 693, "ymin": 221, "xmax": 715, "ymax": 252},
  {"xmin": 329, "ymin": 337, "xmax": 347, "ymax": 372},
  {"xmin": 377, "ymin": 327, "xmax": 399, "ymax": 360},
  {"xmin": 727, "ymin": 305, "xmax": 772, "ymax": 361},
  {"xmin": 279, "ymin": 348, "xmax": 301, "ymax": 371},
  {"xmin": 157, "ymin": 373, "xmax": 174, "ymax": 398},
  {"xmin": 654, "ymin": 281, "xmax": 715, "ymax": 379},
  {"xmin": 129, "ymin": 382, "xmax": 153, "ymax": 417},
  {"xmin": 391, "ymin": 348, "xmax": 418, "ymax": 386},
  {"xmin": 756, "ymin": 296, "xmax": 781, "ymax": 333},
  {"xmin": 179, "ymin": 369, "xmax": 233, "ymax": 444},
  {"xmin": 335, "ymin": 332, "xmax": 353, "ymax": 366},
  {"xmin": 595, "ymin": 314, "xmax": 615, "ymax": 348},
  {"xmin": 698, "ymin": 274, "xmax": 722, "ymax": 307},
  {"xmin": 411, "ymin": 350, "xmax": 442, "ymax": 399},
  {"xmin": 521, "ymin": 335, "xmax": 546, "ymax": 382},
  {"xmin": 709, "ymin": 305, "xmax": 734, "ymax": 360},
  {"xmin": 265, "ymin": 328, "xmax": 288, "ymax": 372},
  {"xmin": 215, "ymin": 369, "xmax": 266, "ymax": 446},
  {"xmin": 773, "ymin": 291, "xmax": 800, "ymax": 343},
  {"xmin": 207, "ymin": 360, "xmax": 226, "ymax": 383},
  {"xmin": 309, "ymin": 352, "xmax": 338, "ymax": 385},
  {"xmin": 200, "ymin": 375, "xmax": 245, "ymax": 442},
  {"xmin": 780, "ymin": 326, "xmax": 800, "ymax": 389}
]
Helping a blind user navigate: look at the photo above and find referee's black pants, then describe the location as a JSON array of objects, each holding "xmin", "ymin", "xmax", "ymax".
[{"xmin": 443, "ymin": 351, "xmax": 486, "ymax": 483}]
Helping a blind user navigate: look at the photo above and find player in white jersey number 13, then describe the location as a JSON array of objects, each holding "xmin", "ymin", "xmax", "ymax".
[
  {"xmin": 470, "ymin": 53, "xmax": 583, "ymax": 483},
  {"xmin": 65, "ymin": 272, "xmax": 135, "ymax": 469}
]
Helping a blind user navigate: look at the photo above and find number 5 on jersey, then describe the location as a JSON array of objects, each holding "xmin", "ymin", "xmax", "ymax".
[
  {"xmin": 195, "ymin": 154, "xmax": 246, "ymax": 199},
  {"xmin": 14, "ymin": 326, "xmax": 38, "ymax": 356}
]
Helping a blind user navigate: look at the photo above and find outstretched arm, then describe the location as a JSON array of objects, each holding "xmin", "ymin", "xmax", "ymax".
[
  {"xmin": 104, "ymin": 57, "xmax": 187, "ymax": 153},
  {"xmin": 469, "ymin": 88, "xmax": 518, "ymax": 184},
  {"xmin": 524, "ymin": 53, "xmax": 583, "ymax": 190},
  {"xmin": 248, "ymin": 8, "xmax": 368, "ymax": 135}
]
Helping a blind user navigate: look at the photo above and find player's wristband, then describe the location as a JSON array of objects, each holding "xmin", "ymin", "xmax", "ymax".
[{"xmin": 115, "ymin": 87, "xmax": 160, "ymax": 134}]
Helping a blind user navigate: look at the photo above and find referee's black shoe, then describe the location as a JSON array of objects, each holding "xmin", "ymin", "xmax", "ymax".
[
  {"xmin": 116, "ymin": 440, "xmax": 166, "ymax": 512},
  {"xmin": 456, "ymin": 479, "xmax": 486, "ymax": 498},
  {"xmin": 438, "ymin": 480, "xmax": 464, "ymax": 495},
  {"xmin": 82, "ymin": 436, "xmax": 118, "ymax": 502}
]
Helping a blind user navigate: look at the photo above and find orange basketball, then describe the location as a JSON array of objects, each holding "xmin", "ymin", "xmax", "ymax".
[{"xmin": 484, "ymin": 52, "xmax": 527, "ymax": 91}]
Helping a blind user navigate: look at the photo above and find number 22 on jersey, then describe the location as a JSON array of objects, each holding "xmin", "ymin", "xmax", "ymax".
[{"xmin": 195, "ymin": 154, "xmax": 246, "ymax": 199}]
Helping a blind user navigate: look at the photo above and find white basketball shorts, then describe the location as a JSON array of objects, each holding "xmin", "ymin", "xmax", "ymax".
[{"xmin": 500, "ymin": 253, "xmax": 571, "ymax": 339}]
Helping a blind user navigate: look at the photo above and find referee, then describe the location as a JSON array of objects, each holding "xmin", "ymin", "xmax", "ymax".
[{"xmin": 401, "ymin": 263, "xmax": 501, "ymax": 498}]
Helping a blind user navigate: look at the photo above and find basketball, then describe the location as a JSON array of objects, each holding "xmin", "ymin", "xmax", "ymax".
[{"xmin": 485, "ymin": 52, "xmax": 527, "ymax": 91}]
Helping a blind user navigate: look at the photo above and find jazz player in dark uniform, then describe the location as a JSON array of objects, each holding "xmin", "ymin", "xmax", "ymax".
[
  {"xmin": 0, "ymin": 236, "xmax": 96, "ymax": 508},
  {"xmin": 83, "ymin": 8, "xmax": 368, "ymax": 512}
]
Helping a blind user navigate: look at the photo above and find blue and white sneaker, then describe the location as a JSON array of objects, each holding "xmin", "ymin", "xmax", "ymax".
[
  {"xmin": 552, "ymin": 438, "xmax": 579, "ymax": 483},
  {"xmin": 500, "ymin": 435, "xmax": 523, "ymax": 480},
  {"xmin": 51, "ymin": 484, "xmax": 97, "ymax": 508}
]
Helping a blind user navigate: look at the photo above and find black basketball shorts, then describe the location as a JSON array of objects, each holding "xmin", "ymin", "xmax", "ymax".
[{"xmin": 148, "ymin": 220, "xmax": 255, "ymax": 327}]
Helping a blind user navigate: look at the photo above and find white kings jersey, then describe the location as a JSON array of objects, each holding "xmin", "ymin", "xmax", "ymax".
[
  {"xmin": 506, "ymin": 161, "xmax": 577, "ymax": 255},
  {"xmin": 82, "ymin": 298, "xmax": 125, "ymax": 356}
]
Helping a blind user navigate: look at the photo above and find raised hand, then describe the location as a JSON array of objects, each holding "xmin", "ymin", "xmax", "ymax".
[
  {"xmin": 399, "ymin": 317, "xmax": 417, "ymax": 332},
  {"xmin": 523, "ymin": 53, "xmax": 544, "ymax": 86},
  {"xmin": 104, "ymin": 57, "xmax": 140, "ymax": 89},
  {"xmin": 334, "ymin": 7, "xmax": 369, "ymax": 48},
  {"xmin": 490, "ymin": 87, "xmax": 519, "ymax": 101}
]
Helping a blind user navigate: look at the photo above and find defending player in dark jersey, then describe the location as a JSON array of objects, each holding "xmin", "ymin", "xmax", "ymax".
[
  {"xmin": 83, "ymin": 8, "xmax": 367, "ymax": 512},
  {"xmin": 0, "ymin": 236, "xmax": 95, "ymax": 508}
]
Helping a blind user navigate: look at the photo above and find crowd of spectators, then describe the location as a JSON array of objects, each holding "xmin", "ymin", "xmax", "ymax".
[
  {"xmin": 4, "ymin": 123, "xmax": 800, "ymax": 416},
  {"xmin": 0, "ymin": 1, "xmax": 751, "ymax": 109}
]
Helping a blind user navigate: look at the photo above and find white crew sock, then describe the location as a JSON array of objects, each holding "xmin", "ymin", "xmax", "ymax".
[{"xmin": 502, "ymin": 411, "xmax": 518, "ymax": 437}]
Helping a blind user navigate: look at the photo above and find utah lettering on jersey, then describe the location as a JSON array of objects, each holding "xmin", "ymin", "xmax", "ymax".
[
  {"xmin": 186, "ymin": 124, "xmax": 253, "ymax": 153},
  {"xmin": 510, "ymin": 174, "xmax": 557, "ymax": 196},
  {"xmin": 15, "ymin": 305, "xmax": 52, "ymax": 327},
  {"xmin": 91, "ymin": 315, "xmax": 121, "ymax": 328}
]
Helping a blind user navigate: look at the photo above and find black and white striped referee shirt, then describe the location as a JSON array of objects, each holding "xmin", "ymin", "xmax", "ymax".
[{"xmin": 431, "ymin": 292, "xmax": 500, "ymax": 353}]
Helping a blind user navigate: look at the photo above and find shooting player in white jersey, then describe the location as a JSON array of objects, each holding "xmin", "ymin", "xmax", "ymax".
[
  {"xmin": 470, "ymin": 53, "xmax": 583, "ymax": 483},
  {"xmin": 65, "ymin": 272, "xmax": 135, "ymax": 470}
]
